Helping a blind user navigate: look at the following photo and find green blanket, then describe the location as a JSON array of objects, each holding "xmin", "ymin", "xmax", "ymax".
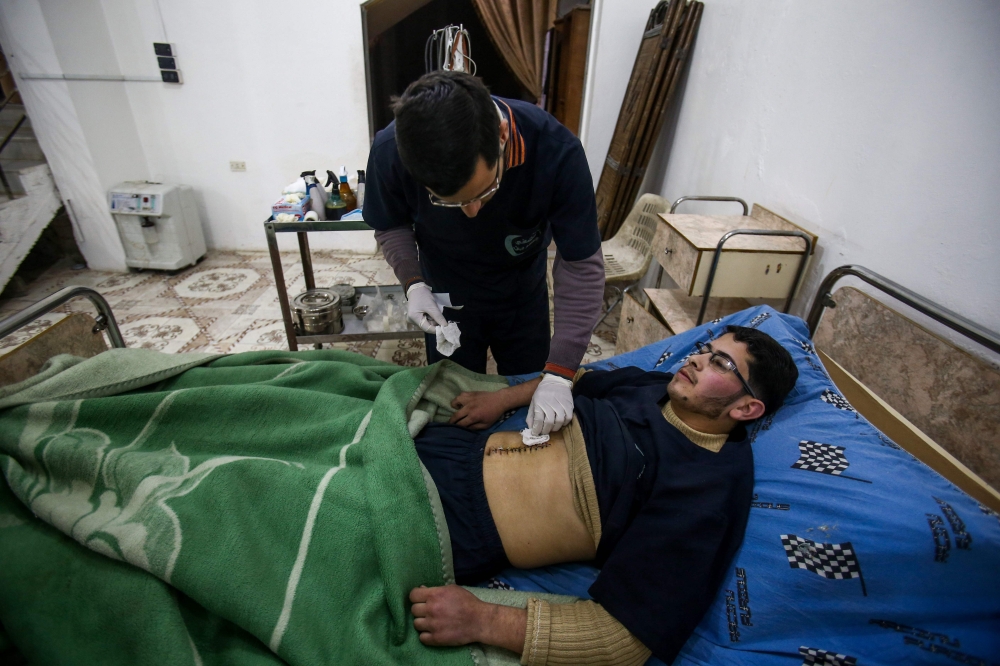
[{"xmin": 0, "ymin": 349, "xmax": 524, "ymax": 665}]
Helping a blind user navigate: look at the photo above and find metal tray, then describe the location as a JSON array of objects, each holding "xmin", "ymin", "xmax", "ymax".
[{"xmin": 294, "ymin": 284, "xmax": 423, "ymax": 344}]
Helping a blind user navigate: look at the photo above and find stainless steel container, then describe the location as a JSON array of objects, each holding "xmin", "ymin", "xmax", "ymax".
[
  {"xmin": 292, "ymin": 289, "xmax": 343, "ymax": 335},
  {"xmin": 330, "ymin": 283, "xmax": 357, "ymax": 308}
]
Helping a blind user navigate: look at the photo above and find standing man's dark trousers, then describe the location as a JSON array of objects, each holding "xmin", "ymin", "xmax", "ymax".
[{"xmin": 424, "ymin": 279, "xmax": 549, "ymax": 375}]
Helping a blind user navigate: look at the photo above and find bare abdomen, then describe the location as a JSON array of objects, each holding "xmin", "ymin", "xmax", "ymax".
[{"xmin": 482, "ymin": 430, "xmax": 596, "ymax": 569}]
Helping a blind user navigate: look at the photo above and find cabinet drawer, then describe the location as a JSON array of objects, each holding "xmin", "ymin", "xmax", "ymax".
[
  {"xmin": 616, "ymin": 291, "xmax": 668, "ymax": 354},
  {"xmin": 652, "ymin": 222, "xmax": 700, "ymax": 291},
  {"xmin": 688, "ymin": 251, "xmax": 807, "ymax": 298}
]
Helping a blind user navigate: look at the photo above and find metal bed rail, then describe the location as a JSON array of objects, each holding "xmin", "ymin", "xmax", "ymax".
[
  {"xmin": 697, "ymin": 229, "xmax": 813, "ymax": 326},
  {"xmin": 669, "ymin": 195, "xmax": 749, "ymax": 216},
  {"xmin": 0, "ymin": 285, "xmax": 126, "ymax": 349},
  {"xmin": 806, "ymin": 264, "xmax": 1000, "ymax": 354}
]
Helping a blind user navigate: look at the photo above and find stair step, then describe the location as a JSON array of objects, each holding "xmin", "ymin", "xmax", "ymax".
[
  {"xmin": 0, "ymin": 159, "xmax": 46, "ymax": 170},
  {"xmin": 0, "ymin": 117, "xmax": 32, "ymax": 132},
  {"xmin": 0, "ymin": 103, "xmax": 27, "ymax": 116},
  {"xmin": 1, "ymin": 142, "xmax": 45, "ymax": 162},
  {"xmin": 3, "ymin": 131, "xmax": 38, "ymax": 144},
  {"xmin": 0, "ymin": 113, "xmax": 30, "ymax": 123},
  {"xmin": 0, "ymin": 161, "xmax": 47, "ymax": 195}
]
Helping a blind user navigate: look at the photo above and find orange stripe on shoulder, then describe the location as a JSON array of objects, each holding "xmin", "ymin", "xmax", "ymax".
[{"xmin": 499, "ymin": 100, "xmax": 526, "ymax": 169}]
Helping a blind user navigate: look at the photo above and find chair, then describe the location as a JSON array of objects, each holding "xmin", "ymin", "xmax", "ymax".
[{"xmin": 594, "ymin": 193, "xmax": 668, "ymax": 329}]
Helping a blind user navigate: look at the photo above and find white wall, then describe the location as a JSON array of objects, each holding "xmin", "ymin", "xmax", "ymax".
[
  {"xmin": 0, "ymin": 0, "xmax": 376, "ymax": 272},
  {"xmin": 579, "ymin": 0, "xmax": 654, "ymax": 186},
  {"xmin": 581, "ymin": 0, "xmax": 1000, "ymax": 336}
]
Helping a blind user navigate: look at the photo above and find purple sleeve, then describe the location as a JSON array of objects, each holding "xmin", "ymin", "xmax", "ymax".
[
  {"xmin": 547, "ymin": 248, "xmax": 605, "ymax": 372},
  {"xmin": 374, "ymin": 227, "xmax": 424, "ymax": 290}
]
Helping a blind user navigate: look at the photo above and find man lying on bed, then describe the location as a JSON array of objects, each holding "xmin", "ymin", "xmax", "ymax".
[{"xmin": 409, "ymin": 325, "xmax": 798, "ymax": 665}]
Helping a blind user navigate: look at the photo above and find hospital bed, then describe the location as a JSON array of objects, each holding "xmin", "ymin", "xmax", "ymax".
[{"xmin": 1, "ymin": 265, "xmax": 998, "ymax": 665}]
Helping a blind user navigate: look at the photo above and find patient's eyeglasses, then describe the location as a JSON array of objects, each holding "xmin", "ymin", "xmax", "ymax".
[
  {"xmin": 692, "ymin": 341, "xmax": 758, "ymax": 400},
  {"xmin": 427, "ymin": 140, "xmax": 505, "ymax": 208}
]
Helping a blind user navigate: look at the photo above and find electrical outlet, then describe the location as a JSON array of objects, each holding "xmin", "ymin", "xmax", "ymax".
[{"xmin": 230, "ymin": 161, "xmax": 247, "ymax": 172}]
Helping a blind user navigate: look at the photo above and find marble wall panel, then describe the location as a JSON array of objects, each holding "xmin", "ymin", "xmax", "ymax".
[{"xmin": 814, "ymin": 287, "xmax": 1000, "ymax": 488}]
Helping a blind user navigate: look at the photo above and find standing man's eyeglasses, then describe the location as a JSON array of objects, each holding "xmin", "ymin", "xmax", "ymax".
[
  {"xmin": 427, "ymin": 139, "xmax": 505, "ymax": 208},
  {"xmin": 692, "ymin": 341, "xmax": 758, "ymax": 400}
]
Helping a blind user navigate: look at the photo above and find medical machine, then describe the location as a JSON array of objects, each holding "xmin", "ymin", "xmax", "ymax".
[{"xmin": 109, "ymin": 181, "xmax": 206, "ymax": 270}]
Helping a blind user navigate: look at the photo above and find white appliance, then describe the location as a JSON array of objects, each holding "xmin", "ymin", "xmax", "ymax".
[{"xmin": 109, "ymin": 181, "xmax": 206, "ymax": 270}]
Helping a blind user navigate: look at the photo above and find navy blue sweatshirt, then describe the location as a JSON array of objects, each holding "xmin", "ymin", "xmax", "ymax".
[{"xmin": 572, "ymin": 367, "xmax": 754, "ymax": 664}]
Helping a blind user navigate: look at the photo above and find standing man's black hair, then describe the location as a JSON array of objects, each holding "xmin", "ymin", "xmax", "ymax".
[
  {"xmin": 391, "ymin": 71, "xmax": 501, "ymax": 197},
  {"xmin": 724, "ymin": 325, "xmax": 798, "ymax": 415}
]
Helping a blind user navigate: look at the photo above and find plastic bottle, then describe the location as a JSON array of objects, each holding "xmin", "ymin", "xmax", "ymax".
[
  {"xmin": 338, "ymin": 166, "xmax": 358, "ymax": 212},
  {"xmin": 301, "ymin": 170, "xmax": 327, "ymax": 220},
  {"xmin": 356, "ymin": 170, "xmax": 366, "ymax": 209},
  {"xmin": 325, "ymin": 190, "xmax": 347, "ymax": 221}
]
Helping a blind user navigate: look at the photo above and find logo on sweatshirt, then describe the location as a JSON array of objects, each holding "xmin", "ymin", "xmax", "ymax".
[{"xmin": 504, "ymin": 229, "xmax": 542, "ymax": 256}]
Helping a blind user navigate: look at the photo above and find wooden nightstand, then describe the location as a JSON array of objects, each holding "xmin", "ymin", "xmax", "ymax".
[
  {"xmin": 653, "ymin": 204, "xmax": 817, "ymax": 318},
  {"xmin": 615, "ymin": 202, "xmax": 818, "ymax": 354}
]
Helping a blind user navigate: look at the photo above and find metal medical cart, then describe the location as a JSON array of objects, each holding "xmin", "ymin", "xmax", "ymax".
[{"xmin": 263, "ymin": 217, "xmax": 423, "ymax": 351}]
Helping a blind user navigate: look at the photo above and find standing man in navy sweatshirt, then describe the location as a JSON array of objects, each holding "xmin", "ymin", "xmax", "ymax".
[{"xmin": 364, "ymin": 71, "xmax": 605, "ymax": 437}]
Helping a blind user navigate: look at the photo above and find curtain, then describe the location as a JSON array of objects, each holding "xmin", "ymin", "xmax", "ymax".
[{"xmin": 472, "ymin": 0, "xmax": 557, "ymax": 100}]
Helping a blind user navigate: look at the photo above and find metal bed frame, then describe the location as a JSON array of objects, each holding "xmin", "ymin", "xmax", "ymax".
[
  {"xmin": 806, "ymin": 264, "xmax": 1000, "ymax": 354},
  {"xmin": 0, "ymin": 285, "xmax": 125, "ymax": 348}
]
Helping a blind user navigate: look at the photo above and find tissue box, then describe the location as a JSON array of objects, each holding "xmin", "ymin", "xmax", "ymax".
[{"xmin": 271, "ymin": 195, "xmax": 310, "ymax": 219}]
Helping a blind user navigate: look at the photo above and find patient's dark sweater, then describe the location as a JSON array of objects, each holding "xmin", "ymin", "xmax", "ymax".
[{"xmin": 571, "ymin": 367, "xmax": 753, "ymax": 664}]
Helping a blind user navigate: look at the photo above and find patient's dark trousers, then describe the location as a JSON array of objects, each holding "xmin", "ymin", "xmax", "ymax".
[{"xmin": 413, "ymin": 423, "xmax": 511, "ymax": 584}]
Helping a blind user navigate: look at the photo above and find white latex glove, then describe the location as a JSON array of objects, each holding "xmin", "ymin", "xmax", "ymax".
[
  {"xmin": 406, "ymin": 282, "xmax": 448, "ymax": 334},
  {"xmin": 527, "ymin": 373, "xmax": 575, "ymax": 436}
]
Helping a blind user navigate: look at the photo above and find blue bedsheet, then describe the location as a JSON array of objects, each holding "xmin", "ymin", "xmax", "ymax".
[{"xmin": 487, "ymin": 306, "xmax": 1000, "ymax": 665}]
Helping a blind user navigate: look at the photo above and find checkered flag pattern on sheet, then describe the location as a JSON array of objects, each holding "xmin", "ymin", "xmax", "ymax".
[
  {"xmin": 781, "ymin": 535, "xmax": 862, "ymax": 581},
  {"xmin": 799, "ymin": 646, "xmax": 858, "ymax": 666},
  {"xmin": 749, "ymin": 312, "xmax": 771, "ymax": 328},
  {"xmin": 793, "ymin": 440, "xmax": 850, "ymax": 476},
  {"xmin": 796, "ymin": 339, "xmax": 816, "ymax": 355},
  {"xmin": 485, "ymin": 578, "xmax": 513, "ymax": 590},
  {"xmin": 821, "ymin": 389, "xmax": 856, "ymax": 413}
]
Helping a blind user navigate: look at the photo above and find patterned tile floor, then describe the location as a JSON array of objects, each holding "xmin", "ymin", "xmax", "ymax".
[{"xmin": 0, "ymin": 250, "xmax": 621, "ymax": 371}]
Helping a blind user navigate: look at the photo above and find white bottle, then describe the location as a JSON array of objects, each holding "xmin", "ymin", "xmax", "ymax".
[
  {"xmin": 356, "ymin": 169, "xmax": 366, "ymax": 209},
  {"xmin": 302, "ymin": 171, "xmax": 327, "ymax": 221}
]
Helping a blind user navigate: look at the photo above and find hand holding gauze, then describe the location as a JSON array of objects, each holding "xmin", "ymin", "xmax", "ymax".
[
  {"xmin": 527, "ymin": 373, "xmax": 574, "ymax": 436},
  {"xmin": 406, "ymin": 282, "xmax": 448, "ymax": 334}
]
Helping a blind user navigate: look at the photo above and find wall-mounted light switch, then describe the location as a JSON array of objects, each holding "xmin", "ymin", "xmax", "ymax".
[
  {"xmin": 230, "ymin": 161, "xmax": 247, "ymax": 172},
  {"xmin": 154, "ymin": 43, "xmax": 182, "ymax": 84}
]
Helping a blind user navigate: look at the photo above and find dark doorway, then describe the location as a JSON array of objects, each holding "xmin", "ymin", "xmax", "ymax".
[{"xmin": 363, "ymin": 0, "xmax": 533, "ymax": 139}]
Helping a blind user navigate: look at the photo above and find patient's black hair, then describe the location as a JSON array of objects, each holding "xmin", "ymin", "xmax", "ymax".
[
  {"xmin": 725, "ymin": 325, "xmax": 798, "ymax": 416},
  {"xmin": 391, "ymin": 71, "xmax": 500, "ymax": 197}
]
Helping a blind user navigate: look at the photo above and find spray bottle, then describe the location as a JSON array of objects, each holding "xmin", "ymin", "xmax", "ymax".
[
  {"xmin": 356, "ymin": 169, "xmax": 366, "ymax": 209},
  {"xmin": 300, "ymin": 170, "xmax": 327, "ymax": 220},
  {"xmin": 338, "ymin": 166, "xmax": 358, "ymax": 212}
]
